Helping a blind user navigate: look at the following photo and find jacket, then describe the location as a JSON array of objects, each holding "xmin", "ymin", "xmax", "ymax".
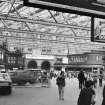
[
  {"xmin": 102, "ymin": 85, "xmax": 105, "ymax": 105},
  {"xmin": 78, "ymin": 87, "xmax": 95, "ymax": 105},
  {"xmin": 56, "ymin": 75, "xmax": 65, "ymax": 87}
]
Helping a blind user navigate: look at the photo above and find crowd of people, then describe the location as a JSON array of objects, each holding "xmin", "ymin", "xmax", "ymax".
[
  {"xmin": 36, "ymin": 69, "xmax": 105, "ymax": 105},
  {"xmin": 55, "ymin": 70, "xmax": 105, "ymax": 105}
]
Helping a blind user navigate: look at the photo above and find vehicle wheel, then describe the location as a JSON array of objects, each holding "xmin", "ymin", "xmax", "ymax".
[
  {"xmin": 17, "ymin": 81, "xmax": 26, "ymax": 86},
  {"xmin": 17, "ymin": 82, "xmax": 22, "ymax": 85},
  {"xmin": 7, "ymin": 87, "xmax": 12, "ymax": 94},
  {"xmin": 21, "ymin": 81, "xmax": 26, "ymax": 85},
  {"xmin": 29, "ymin": 80, "xmax": 35, "ymax": 84}
]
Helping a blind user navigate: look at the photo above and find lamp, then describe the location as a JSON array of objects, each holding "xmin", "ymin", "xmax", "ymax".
[{"xmin": 91, "ymin": 0, "xmax": 105, "ymax": 7}]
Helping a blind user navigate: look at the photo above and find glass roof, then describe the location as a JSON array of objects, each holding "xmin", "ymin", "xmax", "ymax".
[{"xmin": 0, "ymin": 0, "xmax": 105, "ymax": 55}]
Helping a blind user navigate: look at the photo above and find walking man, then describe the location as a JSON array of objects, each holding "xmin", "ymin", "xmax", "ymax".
[
  {"xmin": 78, "ymin": 70, "xmax": 85, "ymax": 89},
  {"xmin": 99, "ymin": 71, "xmax": 103, "ymax": 87},
  {"xmin": 56, "ymin": 71, "xmax": 65, "ymax": 100}
]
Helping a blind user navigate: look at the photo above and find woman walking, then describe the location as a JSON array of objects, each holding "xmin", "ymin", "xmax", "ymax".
[{"xmin": 56, "ymin": 71, "xmax": 65, "ymax": 100}]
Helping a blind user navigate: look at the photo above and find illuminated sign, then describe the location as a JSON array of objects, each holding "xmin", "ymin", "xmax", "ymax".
[
  {"xmin": 91, "ymin": 17, "xmax": 105, "ymax": 43},
  {"xmin": 68, "ymin": 55, "xmax": 87, "ymax": 64},
  {"xmin": 24, "ymin": 0, "xmax": 105, "ymax": 18}
]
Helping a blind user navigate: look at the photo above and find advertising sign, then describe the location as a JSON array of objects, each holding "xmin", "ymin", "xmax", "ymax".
[
  {"xmin": 91, "ymin": 17, "xmax": 105, "ymax": 43},
  {"xmin": 24, "ymin": 0, "xmax": 105, "ymax": 18}
]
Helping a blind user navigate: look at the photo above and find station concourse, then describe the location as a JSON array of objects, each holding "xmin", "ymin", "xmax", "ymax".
[{"xmin": 0, "ymin": 0, "xmax": 105, "ymax": 105}]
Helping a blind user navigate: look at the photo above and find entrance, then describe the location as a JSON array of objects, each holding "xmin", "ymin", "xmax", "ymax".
[
  {"xmin": 41, "ymin": 61, "xmax": 50, "ymax": 71},
  {"xmin": 28, "ymin": 60, "xmax": 37, "ymax": 69}
]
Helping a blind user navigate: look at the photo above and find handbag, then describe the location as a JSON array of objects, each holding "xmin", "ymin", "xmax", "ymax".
[{"xmin": 91, "ymin": 95, "xmax": 97, "ymax": 105}]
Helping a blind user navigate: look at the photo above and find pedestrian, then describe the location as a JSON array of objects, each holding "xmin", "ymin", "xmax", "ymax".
[
  {"xmin": 77, "ymin": 80, "xmax": 97, "ymax": 105},
  {"xmin": 41, "ymin": 71, "xmax": 48, "ymax": 87},
  {"xmin": 47, "ymin": 72, "xmax": 51, "ymax": 88},
  {"xmin": 78, "ymin": 70, "xmax": 85, "ymax": 89},
  {"xmin": 99, "ymin": 71, "xmax": 103, "ymax": 87},
  {"xmin": 101, "ymin": 85, "xmax": 105, "ymax": 105},
  {"xmin": 84, "ymin": 72, "xmax": 88, "ymax": 86},
  {"xmin": 93, "ymin": 76, "xmax": 97, "ymax": 88},
  {"xmin": 56, "ymin": 71, "xmax": 65, "ymax": 100}
]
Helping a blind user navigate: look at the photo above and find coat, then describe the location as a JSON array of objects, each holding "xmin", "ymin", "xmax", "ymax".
[
  {"xmin": 78, "ymin": 71, "xmax": 85, "ymax": 82},
  {"xmin": 56, "ymin": 75, "xmax": 65, "ymax": 87},
  {"xmin": 102, "ymin": 85, "xmax": 105, "ymax": 105},
  {"xmin": 78, "ymin": 87, "xmax": 95, "ymax": 105}
]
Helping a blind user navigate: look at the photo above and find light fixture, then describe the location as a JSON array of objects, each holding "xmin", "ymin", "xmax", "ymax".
[
  {"xmin": 91, "ymin": 0, "xmax": 105, "ymax": 7},
  {"xmin": 97, "ymin": 0, "xmax": 105, "ymax": 4}
]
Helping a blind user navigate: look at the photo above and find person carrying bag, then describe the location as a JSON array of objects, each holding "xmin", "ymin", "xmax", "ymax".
[
  {"xmin": 56, "ymin": 71, "xmax": 65, "ymax": 100},
  {"xmin": 77, "ymin": 80, "xmax": 97, "ymax": 105}
]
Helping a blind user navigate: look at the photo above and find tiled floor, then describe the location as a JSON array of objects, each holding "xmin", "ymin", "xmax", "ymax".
[{"xmin": 0, "ymin": 78, "xmax": 104, "ymax": 105}]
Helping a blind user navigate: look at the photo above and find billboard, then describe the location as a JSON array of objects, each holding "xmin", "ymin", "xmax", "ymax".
[
  {"xmin": 23, "ymin": 0, "xmax": 105, "ymax": 18},
  {"xmin": 91, "ymin": 17, "xmax": 105, "ymax": 43}
]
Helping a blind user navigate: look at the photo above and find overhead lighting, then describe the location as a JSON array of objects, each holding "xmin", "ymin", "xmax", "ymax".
[
  {"xmin": 91, "ymin": 0, "xmax": 105, "ymax": 7},
  {"xmin": 97, "ymin": 0, "xmax": 105, "ymax": 4}
]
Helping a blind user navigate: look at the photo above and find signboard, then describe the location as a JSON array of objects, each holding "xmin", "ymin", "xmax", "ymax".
[
  {"xmin": 62, "ymin": 57, "xmax": 68, "ymax": 64},
  {"xmin": 68, "ymin": 55, "xmax": 87, "ymax": 64},
  {"xmin": 91, "ymin": 17, "xmax": 105, "ymax": 43},
  {"xmin": 24, "ymin": 0, "xmax": 105, "ymax": 18},
  {"xmin": 41, "ymin": 47, "xmax": 52, "ymax": 55}
]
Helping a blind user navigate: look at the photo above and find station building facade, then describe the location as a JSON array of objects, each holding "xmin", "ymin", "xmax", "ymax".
[
  {"xmin": 24, "ymin": 50, "xmax": 105, "ymax": 72},
  {"xmin": 24, "ymin": 55, "xmax": 55, "ymax": 72},
  {"xmin": 67, "ymin": 50, "xmax": 105, "ymax": 72},
  {"xmin": 23, "ymin": 49, "xmax": 68, "ymax": 71},
  {"xmin": 1, "ymin": 44, "xmax": 105, "ymax": 73},
  {"xmin": 0, "ymin": 45, "xmax": 24, "ymax": 70}
]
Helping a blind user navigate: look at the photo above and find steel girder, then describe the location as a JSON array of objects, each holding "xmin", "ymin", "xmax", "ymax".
[
  {"xmin": 0, "ymin": 28, "xmax": 89, "ymax": 40},
  {"xmin": 0, "ymin": 15, "xmax": 90, "ymax": 31}
]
